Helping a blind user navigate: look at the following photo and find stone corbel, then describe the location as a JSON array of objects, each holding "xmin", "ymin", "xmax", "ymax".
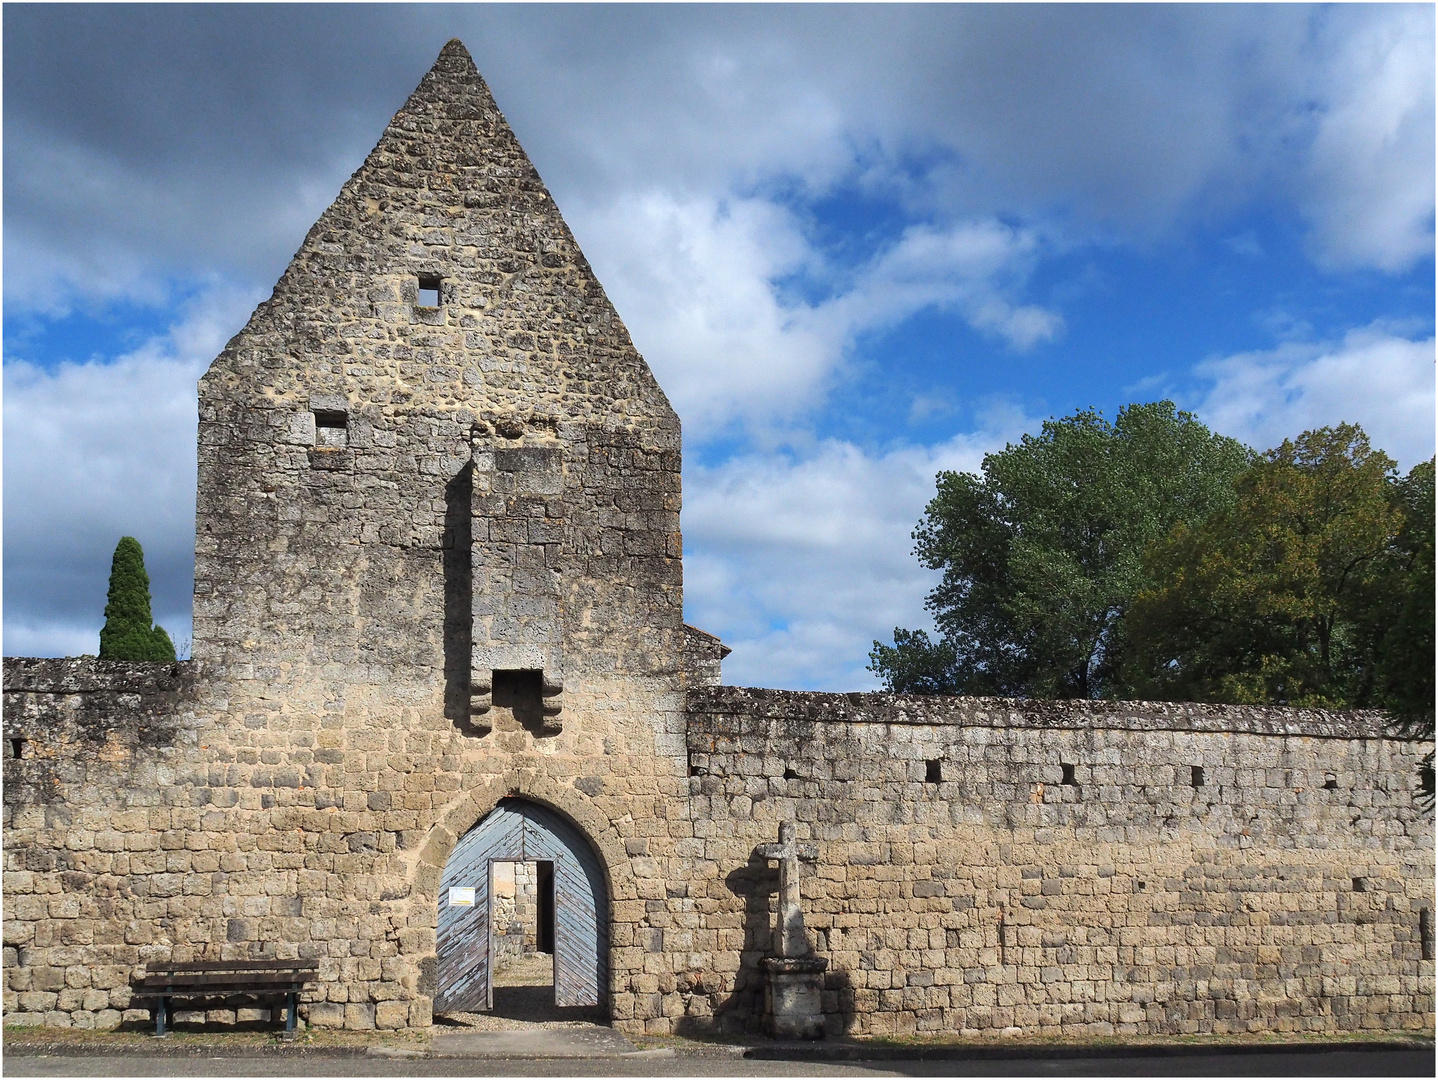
[
  {"xmin": 469, "ymin": 675, "xmax": 493, "ymax": 735},
  {"xmin": 540, "ymin": 672, "xmax": 563, "ymax": 735}
]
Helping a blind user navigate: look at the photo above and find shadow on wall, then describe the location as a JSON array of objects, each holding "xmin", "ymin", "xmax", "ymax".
[
  {"xmin": 443, "ymin": 463, "xmax": 473, "ymax": 728},
  {"xmin": 672, "ymin": 852, "xmax": 856, "ymax": 1038}
]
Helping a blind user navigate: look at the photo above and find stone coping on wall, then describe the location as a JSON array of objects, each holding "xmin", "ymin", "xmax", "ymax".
[
  {"xmin": 687, "ymin": 685, "xmax": 1396, "ymax": 740},
  {"xmin": 3, "ymin": 656, "xmax": 193, "ymax": 695},
  {"xmin": 2, "ymin": 659, "xmax": 1403, "ymax": 741}
]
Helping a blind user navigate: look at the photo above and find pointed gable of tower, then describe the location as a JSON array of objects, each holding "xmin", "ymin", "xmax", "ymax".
[
  {"xmin": 201, "ymin": 38, "xmax": 672, "ymax": 426},
  {"xmin": 193, "ymin": 41, "xmax": 684, "ymax": 699}
]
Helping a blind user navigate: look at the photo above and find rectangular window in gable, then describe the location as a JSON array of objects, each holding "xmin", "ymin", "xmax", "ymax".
[{"xmin": 314, "ymin": 409, "xmax": 348, "ymax": 448}]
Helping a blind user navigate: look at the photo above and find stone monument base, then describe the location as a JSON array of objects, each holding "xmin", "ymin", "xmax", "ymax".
[{"xmin": 761, "ymin": 956, "xmax": 829, "ymax": 1039}]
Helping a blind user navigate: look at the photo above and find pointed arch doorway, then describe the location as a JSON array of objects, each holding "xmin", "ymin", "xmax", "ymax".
[{"xmin": 435, "ymin": 798, "xmax": 609, "ymax": 1014}]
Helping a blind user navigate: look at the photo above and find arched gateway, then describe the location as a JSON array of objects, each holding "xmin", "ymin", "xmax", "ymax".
[{"xmin": 435, "ymin": 799, "xmax": 609, "ymax": 1013}]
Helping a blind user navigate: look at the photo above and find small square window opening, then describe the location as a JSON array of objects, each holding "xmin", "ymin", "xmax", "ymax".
[
  {"xmin": 1191, "ymin": 765, "xmax": 1205, "ymax": 787},
  {"xmin": 418, "ymin": 275, "xmax": 443, "ymax": 307},
  {"xmin": 313, "ymin": 409, "xmax": 348, "ymax": 448},
  {"xmin": 1060, "ymin": 762, "xmax": 1077, "ymax": 786},
  {"xmin": 8, "ymin": 737, "xmax": 27, "ymax": 759},
  {"xmin": 925, "ymin": 759, "xmax": 943, "ymax": 785}
]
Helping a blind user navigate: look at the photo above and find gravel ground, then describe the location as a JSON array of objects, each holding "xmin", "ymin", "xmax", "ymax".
[{"xmin": 436, "ymin": 953, "xmax": 608, "ymax": 1030}]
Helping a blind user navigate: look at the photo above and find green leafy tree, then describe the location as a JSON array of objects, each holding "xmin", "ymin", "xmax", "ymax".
[
  {"xmin": 1371, "ymin": 458, "xmax": 1436, "ymax": 814},
  {"xmin": 870, "ymin": 402, "xmax": 1250, "ymax": 697},
  {"xmin": 1124, "ymin": 425, "xmax": 1407, "ymax": 707},
  {"xmin": 98, "ymin": 537, "xmax": 177, "ymax": 662},
  {"xmin": 1369, "ymin": 457, "xmax": 1435, "ymax": 731}
]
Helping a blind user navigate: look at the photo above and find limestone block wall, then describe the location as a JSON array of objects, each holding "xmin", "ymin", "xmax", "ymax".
[
  {"xmin": 682, "ymin": 688, "xmax": 1435, "ymax": 1038},
  {"xmin": 5, "ymin": 663, "xmax": 1433, "ymax": 1038},
  {"xmin": 2, "ymin": 656, "xmax": 700, "ymax": 1033},
  {"xmin": 2, "ymin": 660, "xmax": 196, "ymax": 1030},
  {"xmin": 682, "ymin": 626, "xmax": 730, "ymax": 689}
]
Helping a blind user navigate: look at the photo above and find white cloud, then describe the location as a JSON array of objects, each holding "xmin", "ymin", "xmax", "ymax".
[
  {"xmin": 577, "ymin": 192, "xmax": 838, "ymax": 435},
  {"xmin": 2, "ymin": 286, "xmax": 261, "ymax": 656},
  {"xmin": 682, "ymin": 404, "xmax": 1032, "ymax": 689},
  {"xmin": 830, "ymin": 220, "xmax": 1063, "ymax": 350},
  {"xmin": 1195, "ymin": 323, "xmax": 1435, "ymax": 467},
  {"xmin": 581, "ymin": 192, "xmax": 1060, "ymax": 436},
  {"xmin": 4, "ymin": 5, "xmax": 1432, "ymax": 680},
  {"xmin": 1300, "ymin": 5, "xmax": 1435, "ymax": 272},
  {"xmin": 5, "ymin": 4, "xmax": 1430, "ymax": 326}
]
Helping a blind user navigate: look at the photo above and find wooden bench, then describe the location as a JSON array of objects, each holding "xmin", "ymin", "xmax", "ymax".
[{"xmin": 133, "ymin": 959, "xmax": 319, "ymax": 1036}]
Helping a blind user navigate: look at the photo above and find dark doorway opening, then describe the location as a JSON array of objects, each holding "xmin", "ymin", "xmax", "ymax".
[{"xmin": 537, "ymin": 861, "xmax": 555, "ymax": 955}]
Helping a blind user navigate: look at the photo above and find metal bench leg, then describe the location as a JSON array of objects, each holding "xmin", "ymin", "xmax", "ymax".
[
  {"xmin": 155, "ymin": 996, "xmax": 167, "ymax": 1037},
  {"xmin": 286, "ymin": 991, "xmax": 297, "ymax": 1032}
]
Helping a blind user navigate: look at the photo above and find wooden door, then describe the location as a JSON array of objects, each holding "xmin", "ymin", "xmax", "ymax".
[{"xmin": 435, "ymin": 799, "xmax": 608, "ymax": 1012}]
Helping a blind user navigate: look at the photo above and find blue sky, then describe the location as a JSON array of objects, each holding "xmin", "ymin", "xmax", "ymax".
[{"xmin": 4, "ymin": 4, "xmax": 1434, "ymax": 688}]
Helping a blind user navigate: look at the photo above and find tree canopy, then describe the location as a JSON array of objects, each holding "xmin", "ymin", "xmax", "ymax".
[
  {"xmin": 872, "ymin": 408, "xmax": 1435, "ymax": 744},
  {"xmin": 98, "ymin": 536, "xmax": 176, "ymax": 662},
  {"xmin": 1124, "ymin": 425, "xmax": 1411, "ymax": 709},
  {"xmin": 869, "ymin": 401, "xmax": 1249, "ymax": 698}
]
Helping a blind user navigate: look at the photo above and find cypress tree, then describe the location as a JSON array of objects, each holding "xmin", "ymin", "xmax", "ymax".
[{"xmin": 98, "ymin": 537, "xmax": 176, "ymax": 661}]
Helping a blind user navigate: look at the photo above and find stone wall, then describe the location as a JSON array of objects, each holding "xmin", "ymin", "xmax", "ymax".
[
  {"xmin": 681, "ymin": 688, "xmax": 1435, "ymax": 1038},
  {"xmin": 4, "ymin": 664, "xmax": 1433, "ymax": 1036},
  {"xmin": 492, "ymin": 861, "xmax": 540, "ymax": 966},
  {"xmin": 1, "ymin": 654, "xmax": 697, "ymax": 1033},
  {"xmin": 2, "ymin": 659, "xmax": 197, "ymax": 1029},
  {"xmin": 683, "ymin": 625, "xmax": 730, "ymax": 690}
]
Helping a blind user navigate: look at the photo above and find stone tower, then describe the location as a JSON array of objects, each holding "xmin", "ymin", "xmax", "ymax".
[{"xmin": 181, "ymin": 40, "xmax": 696, "ymax": 1026}]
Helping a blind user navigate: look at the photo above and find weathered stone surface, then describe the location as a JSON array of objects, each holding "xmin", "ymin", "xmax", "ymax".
[
  {"xmin": 2, "ymin": 39, "xmax": 1432, "ymax": 1042},
  {"xmin": 683, "ymin": 689, "xmax": 1434, "ymax": 1037},
  {"xmin": 683, "ymin": 626, "xmax": 730, "ymax": 690}
]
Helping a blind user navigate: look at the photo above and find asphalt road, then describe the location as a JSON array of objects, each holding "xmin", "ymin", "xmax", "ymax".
[{"xmin": 4, "ymin": 1047, "xmax": 1433, "ymax": 1077}]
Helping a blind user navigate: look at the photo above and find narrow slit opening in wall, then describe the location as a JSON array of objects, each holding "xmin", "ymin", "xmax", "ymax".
[
  {"xmin": 1421, "ymin": 907, "xmax": 1433, "ymax": 962},
  {"xmin": 8, "ymin": 737, "xmax": 26, "ymax": 759},
  {"xmin": 1191, "ymin": 765, "xmax": 1205, "ymax": 787},
  {"xmin": 313, "ymin": 409, "xmax": 348, "ymax": 448},
  {"xmin": 1060, "ymin": 762, "xmax": 1076, "ymax": 786},
  {"xmin": 418, "ymin": 274, "xmax": 442, "ymax": 307},
  {"xmin": 925, "ymin": 759, "xmax": 942, "ymax": 785}
]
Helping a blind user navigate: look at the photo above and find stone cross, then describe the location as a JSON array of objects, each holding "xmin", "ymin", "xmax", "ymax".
[{"xmin": 757, "ymin": 822, "xmax": 819, "ymax": 959}]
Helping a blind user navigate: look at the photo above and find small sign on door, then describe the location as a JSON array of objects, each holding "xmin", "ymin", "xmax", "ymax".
[{"xmin": 448, "ymin": 887, "xmax": 476, "ymax": 907}]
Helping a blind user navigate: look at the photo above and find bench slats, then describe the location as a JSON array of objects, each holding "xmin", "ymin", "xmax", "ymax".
[
  {"xmin": 147, "ymin": 960, "xmax": 318, "ymax": 974},
  {"xmin": 137, "ymin": 974, "xmax": 314, "ymax": 990},
  {"xmin": 133, "ymin": 989, "xmax": 305, "ymax": 1001}
]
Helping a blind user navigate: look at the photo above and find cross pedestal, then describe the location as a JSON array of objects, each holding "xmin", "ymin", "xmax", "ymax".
[{"xmin": 757, "ymin": 822, "xmax": 828, "ymax": 1039}]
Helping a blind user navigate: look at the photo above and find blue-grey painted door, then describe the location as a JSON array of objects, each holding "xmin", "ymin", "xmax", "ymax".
[{"xmin": 435, "ymin": 799, "xmax": 608, "ymax": 1012}]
